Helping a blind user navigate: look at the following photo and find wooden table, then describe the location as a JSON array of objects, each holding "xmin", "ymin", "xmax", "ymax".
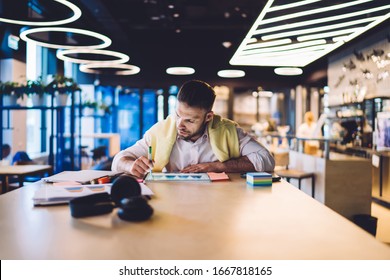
[
  {"xmin": 0, "ymin": 165, "xmax": 53, "ymax": 194},
  {"xmin": 0, "ymin": 173, "xmax": 389, "ymax": 260}
]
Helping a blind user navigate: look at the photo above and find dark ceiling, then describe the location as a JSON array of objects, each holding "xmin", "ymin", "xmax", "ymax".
[
  {"xmin": 1, "ymin": 0, "xmax": 388, "ymax": 89},
  {"xmin": 76, "ymin": 0, "xmax": 295, "ymax": 88}
]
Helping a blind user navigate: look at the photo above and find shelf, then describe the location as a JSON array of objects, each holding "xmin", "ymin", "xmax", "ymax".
[{"xmin": 328, "ymin": 102, "xmax": 363, "ymax": 109}]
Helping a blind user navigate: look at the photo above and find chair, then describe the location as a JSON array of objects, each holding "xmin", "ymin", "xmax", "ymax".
[{"xmin": 273, "ymin": 151, "xmax": 316, "ymax": 198}]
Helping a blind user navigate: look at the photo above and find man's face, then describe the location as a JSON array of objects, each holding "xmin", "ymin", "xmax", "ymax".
[{"xmin": 175, "ymin": 102, "xmax": 213, "ymax": 142}]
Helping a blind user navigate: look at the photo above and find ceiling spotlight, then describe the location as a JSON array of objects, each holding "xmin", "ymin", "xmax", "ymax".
[
  {"xmin": 274, "ymin": 67, "xmax": 303, "ymax": 76},
  {"xmin": 175, "ymin": 28, "xmax": 182, "ymax": 33},
  {"xmin": 168, "ymin": 5, "xmax": 175, "ymax": 9},
  {"xmin": 57, "ymin": 49, "xmax": 129, "ymax": 64},
  {"xmin": 217, "ymin": 69, "xmax": 245, "ymax": 78},
  {"xmin": 80, "ymin": 63, "xmax": 141, "ymax": 75},
  {"xmin": 222, "ymin": 41, "xmax": 232, "ymax": 48},
  {"xmin": 166, "ymin": 67, "xmax": 195, "ymax": 75},
  {"xmin": 0, "ymin": 0, "xmax": 81, "ymax": 26},
  {"xmin": 173, "ymin": 13, "xmax": 180, "ymax": 18},
  {"xmin": 20, "ymin": 27, "xmax": 112, "ymax": 49}
]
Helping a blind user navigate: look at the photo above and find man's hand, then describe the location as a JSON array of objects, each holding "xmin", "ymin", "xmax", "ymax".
[
  {"xmin": 181, "ymin": 161, "xmax": 223, "ymax": 173},
  {"xmin": 181, "ymin": 156, "xmax": 256, "ymax": 173},
  {"xmin": 130, "ymin": 156, "xmax": 153, "ymax": 178}
]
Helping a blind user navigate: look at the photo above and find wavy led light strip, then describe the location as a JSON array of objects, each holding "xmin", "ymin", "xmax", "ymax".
[
  {"xmin": 57, "ymin": 49, "xmax": 129, "ymax": 64},
  {"xmin": 79, "ymin": 64, "xmax": 141, "ymax": 75},
  {"xmin": 230, "ymin": 0, "xmax": 390, "ymax": 67},
  {"xmin": 0, "ymin": 0, "xmax": 81, "ymax": 26},
  {"xmin": 20, "ymin": 27, "xmax": 112, "ymax": 49}
]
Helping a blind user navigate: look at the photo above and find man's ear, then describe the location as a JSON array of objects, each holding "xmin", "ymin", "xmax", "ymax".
[{"xmin": 205, "ymin": 111, "xmax": 214, "ymax": 122}]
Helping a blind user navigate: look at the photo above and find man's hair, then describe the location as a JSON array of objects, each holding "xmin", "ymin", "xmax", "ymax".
[
  {"xmin": 177, "ymin": 80, "xmax": 216, "ymax": 111},
  {"xmin": 2, "ymin": 144, "xmax": 11, "ymax": 158}
]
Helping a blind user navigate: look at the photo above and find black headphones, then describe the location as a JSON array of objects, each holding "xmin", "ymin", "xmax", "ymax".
[{"xmin": 69, "ymin": 175, "xmax": 153, "ymax": 221}]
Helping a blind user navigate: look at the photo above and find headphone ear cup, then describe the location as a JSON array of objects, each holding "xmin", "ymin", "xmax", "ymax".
[
  {"xmin": 110, "ymin": 175, "xmax": 141, "ymax": 206},
  {"xmin": 117, "ymin": 196, "xmax": 154, "ymax": 221}
]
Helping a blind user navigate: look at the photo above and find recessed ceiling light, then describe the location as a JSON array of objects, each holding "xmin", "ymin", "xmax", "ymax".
[
  {"xmin": 222, "ymin": 41, "xmax": 232, "ymax": 48},
  {"xmin": 20, "ymin": 27, "xmax": 111, "ymax": 49},
  {"xmin": 80, "ymin": 63, "xmax": 140, "ymax": 75},
  {"xmin": 57, "ymin": 49, "xmax": 129, "ymax": 64},
  {"xmin": 274, "ymin": 67, "xmax": 303, "ymax": 76},
  {"xmin": 217, "ymin": 69, "xmax": 245, "ymax": 78},
  {"xmin": 166, "ymin": 67, "xmax": 195, "ymax": 75},
  {"xmin": 0, "ymin": 0, "xmax": 81, "ymax": 26}
]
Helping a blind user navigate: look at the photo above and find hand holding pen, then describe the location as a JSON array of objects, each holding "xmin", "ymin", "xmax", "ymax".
[
  {"xmin": 128, "ymin": 146, "xmax": 154, "ymax": 179},
  {"xmin": 129, "ymin": 156, "xmax": 153, "ymax": 178},
  {"xmin": 148, "ymin": 145, "xmax": 154, "ymax": 177}
]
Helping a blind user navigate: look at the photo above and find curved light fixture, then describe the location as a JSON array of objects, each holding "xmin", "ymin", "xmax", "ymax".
[
  {"xmin": 0, "ymin": 0, "xmax": 81, "ymax": 26},
  {"xmin": 274, "ymin": 67, "xmax": 303, "ymax": 76},
  {"xmin": 166, "ymin": 67, "xmax": 195, "ymax": 75},
  {"xmin": 79, "ymin": 63, "xmax": 141, "ymax": 75},
  {"xmin": 217, "ymin": 69, "xmax": 245, "ymax": 78},
  {"xmin": 57, "ymin": 49, "xmax": 129, "ymax": 64},
  {"xmin": 20, "ymin": 27, "xmax": 112, "ymax": 49}
]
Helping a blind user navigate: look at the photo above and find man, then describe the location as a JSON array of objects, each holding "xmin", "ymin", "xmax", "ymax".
[{"xmin": 112, "ymin": 80, "xmax": 274, "ymax": 178}]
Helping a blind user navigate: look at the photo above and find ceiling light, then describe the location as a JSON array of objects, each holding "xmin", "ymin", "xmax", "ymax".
[
  {"xmin": 217, "ymin": 70, "xmax": 245, "ymax": 78},
  {"xmin": 222, "ymin": 41, "xmax": 232, "ymax": 48},
  {"xmin": 56, "ymin": 49, "xmax": 130, "ymax": 64},
  {"xmin": 0, "ymin": 0, "xmax": 81, "ymax": 26},
  {"xmin": 166, "ymin": 67, "xmax": 195, "ymax": 75},
  {"xmin": 80, "ymin": 64, "xmax": 141, "ymax": 75},
  {"xmin": 20, "ymin": 27, "xmax": 112, "ymax": 49},
  {"xmin": 259, "ymin": 91, "xmax": 273, "ymax": 97},
  {"xmin": 261, "ymin": 17, "xmax": 378, "ymax": 41},
  {"xmin": 230, "ymin": 0, "xmax": 390, "ymax": 67},
  {"xmin": 274, "ymin": 67, "xmax": 303, "ymax": 76}
]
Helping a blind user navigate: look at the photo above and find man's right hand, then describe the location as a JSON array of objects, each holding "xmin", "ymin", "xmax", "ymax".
[{"xmin": 130, "ymin": 156, "xmax": 153, "ymax": 178}]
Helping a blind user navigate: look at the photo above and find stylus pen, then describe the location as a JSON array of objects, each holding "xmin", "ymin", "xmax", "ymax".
[{"xmin": 148, "ymin": 146, "xmax": 153, "ymax": 177}]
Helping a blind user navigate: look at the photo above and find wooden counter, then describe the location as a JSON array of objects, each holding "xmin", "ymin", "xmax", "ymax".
[{"xmin": 1, "ymin": 173, "xmax": 389, "ymax": 260}]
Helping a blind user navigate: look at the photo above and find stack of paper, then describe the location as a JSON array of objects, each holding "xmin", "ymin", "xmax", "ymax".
[
  {"xmin": 33, "ymin": 184, "xmax": 112, "ymax": 205},
  {"xmin": 246, "ymin": 172, "xmax": 272, "ymax": 187},
  {"xmin": 42, "ymin": 170, "xmax": 121, "ymax": 184},
  {"xmin": 34, "ymin": 170, "xmax": 154, "ymax": 205}
]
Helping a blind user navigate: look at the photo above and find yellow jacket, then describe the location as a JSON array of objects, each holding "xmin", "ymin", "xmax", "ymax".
[{"xmin": 144, "ymin": 114, "xmax": 240, "ymax": 171}]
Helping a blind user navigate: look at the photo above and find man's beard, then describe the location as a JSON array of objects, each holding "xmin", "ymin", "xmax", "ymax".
[{"xmin": 178, "ymin": 123, "xmax": 208, "ymax": 141}]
